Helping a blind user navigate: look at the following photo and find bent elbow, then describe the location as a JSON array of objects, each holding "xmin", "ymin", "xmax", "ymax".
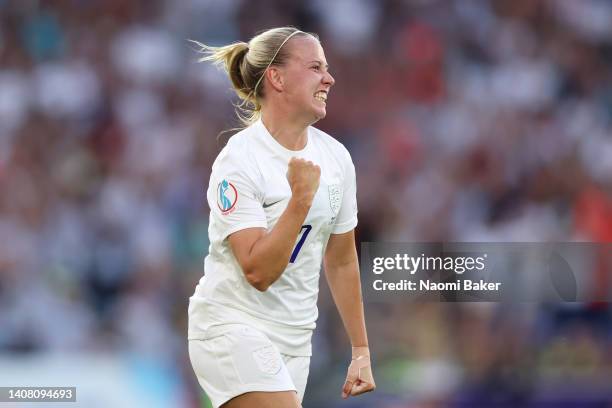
[
  {"xmin": 252, "ymin": 281, "xmax": 270, "ymax": 292},
  {"xmin": 249, "ymin": 278, "xmax": 270, "ymax": 292},
  {"xmin": 244, "ymin": 270, "xmax": 271, "ymax": 292}
]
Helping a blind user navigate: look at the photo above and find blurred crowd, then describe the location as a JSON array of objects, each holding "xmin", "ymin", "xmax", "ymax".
[{"xmin": 0, "ymin": 0, "xmax": 611, "ymax": 406}]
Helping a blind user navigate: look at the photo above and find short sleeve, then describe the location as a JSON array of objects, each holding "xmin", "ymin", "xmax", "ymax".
[
  {"xmin": 207, "ymin": 149, "xmax": 267, "ymax": 241},
  {"xmin": 331, "ymin": 149, "xmax": 358, "ymax": 234}
]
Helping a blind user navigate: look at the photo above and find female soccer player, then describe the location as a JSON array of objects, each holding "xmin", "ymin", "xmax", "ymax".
[{"xmin": 188, "ymin": 27, "xmax": 375, "ymax": 408}]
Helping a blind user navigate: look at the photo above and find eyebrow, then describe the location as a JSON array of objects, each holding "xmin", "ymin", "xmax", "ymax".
[{"xmin": 308, "ymin": 60, "xmax": 329, "ymax": 69}]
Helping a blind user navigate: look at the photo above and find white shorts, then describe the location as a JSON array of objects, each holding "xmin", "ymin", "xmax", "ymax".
[{"xmin": 188, "ymin": 323, "xmax": 310, "ymax": 408}]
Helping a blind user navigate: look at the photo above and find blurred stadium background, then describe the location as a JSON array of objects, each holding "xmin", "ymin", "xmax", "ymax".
[{"xmin": 0, "ymin": 0, "xmax": 611, "ymax": 406}]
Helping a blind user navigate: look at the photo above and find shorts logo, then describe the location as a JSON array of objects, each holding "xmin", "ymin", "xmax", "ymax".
[
  {"xmin": 328, "ymin": 184, "xmax": 342, "ymax": 216},
  {"xmin": 217, "ymin": 179, "xmax": 238, "ymax": 214},
  {"xmin": 252, "ymin": 345, "xmax": 281, "ymax": 375}
]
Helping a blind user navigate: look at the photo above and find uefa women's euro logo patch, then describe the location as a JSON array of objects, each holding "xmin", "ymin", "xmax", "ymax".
[{"xmin": 217, "ymin": 179, "xmax": 238, "ymax": 215}]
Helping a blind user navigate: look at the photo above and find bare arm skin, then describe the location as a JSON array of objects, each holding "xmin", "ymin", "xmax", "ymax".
[
  {"xmin": 228, "ymin": 158, "xmax": 320, "ymax": 291},
  {"xmin": 324, "ymin": 230, "xmax": 376, "ymax": 398}
]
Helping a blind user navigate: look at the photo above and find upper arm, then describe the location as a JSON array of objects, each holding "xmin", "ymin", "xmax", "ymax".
[
  {"xmin": 228, "ymin": 227, "xmax": 266, "ymax": 273},
  {"xmin": 324, "ymin": 229, "xmax": 358, "ymax": 270},
  {"xmin": 208, "ymin": 148, "xmax": 268, "ymax": 282},
  {"xmin": 331, "ymin": 148, "xmax": 358, "ymax": 234},
  {"xmin": 207, "ymin": 148, "xmax": 267, "ymax": 242}
]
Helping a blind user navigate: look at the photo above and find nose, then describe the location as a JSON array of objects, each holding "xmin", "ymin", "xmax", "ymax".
[{"xmin": 323, "ymin": 70, "xmax": 335, "ymax": 87}]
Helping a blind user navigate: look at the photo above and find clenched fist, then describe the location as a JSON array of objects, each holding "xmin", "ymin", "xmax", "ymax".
[
  {"xmin": 342, "ymin": 348, "xmax": 376, "ymax": 399},
  {"xmin": 286, "ymin": 157, "xmax": 320, "ymax": 208}
]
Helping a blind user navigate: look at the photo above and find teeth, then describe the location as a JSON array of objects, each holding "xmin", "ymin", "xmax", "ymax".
[{"xmin": 314, "ymin": 91, "xmax": 327, "ymax": 102}]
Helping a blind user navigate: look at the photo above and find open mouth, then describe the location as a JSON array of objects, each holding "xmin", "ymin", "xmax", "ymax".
[{"xmin": 314, "ymin": 91, "xmax": 327, "ymax": 103}]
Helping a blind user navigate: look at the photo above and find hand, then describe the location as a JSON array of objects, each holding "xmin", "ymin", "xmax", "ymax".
[
  {"xmin": 341, "ymin": 348, "xmax": 376, "ymax": 399},
  {"xmin": 286, "ymin": 157, "xmax": 320, "ymax": 207}
]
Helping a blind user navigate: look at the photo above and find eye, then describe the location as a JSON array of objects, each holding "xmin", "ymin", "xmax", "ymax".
[{"xmin": 311, "ymin": 65, "xmax": 321, "ymax": 71}]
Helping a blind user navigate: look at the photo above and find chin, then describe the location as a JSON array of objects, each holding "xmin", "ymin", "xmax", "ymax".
[
  {"xmin": 314, "ymin": 106, "xmax": 327, "ymax": 120},
  {"xmin": 302, "ymin": 103, "xmax": 326, "ymax": 124}
]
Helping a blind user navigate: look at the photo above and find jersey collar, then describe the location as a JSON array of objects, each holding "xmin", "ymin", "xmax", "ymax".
[{"xmin": 254, "ymin": 119, "xmax": 311, "ymax": 159}]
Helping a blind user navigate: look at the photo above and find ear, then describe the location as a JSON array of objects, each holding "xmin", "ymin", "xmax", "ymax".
[{"xmin": 266, "ymin": 66, "xmax": 284, "ymax": 93}]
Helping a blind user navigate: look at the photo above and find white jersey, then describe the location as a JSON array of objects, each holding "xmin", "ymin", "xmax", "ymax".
[{"xmin": 188, "ymin": 119, "xmax": 357, "ymax": 356}]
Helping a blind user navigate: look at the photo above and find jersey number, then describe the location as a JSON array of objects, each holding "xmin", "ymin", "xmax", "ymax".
[{"xmin": 289, "ymin": 225, "xmax": 312, "ymax": 263}]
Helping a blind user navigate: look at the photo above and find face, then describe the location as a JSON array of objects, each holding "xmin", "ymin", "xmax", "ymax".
[{"xmin": 278, "ymin": 36, "xmax": 335, "ymax": 123}]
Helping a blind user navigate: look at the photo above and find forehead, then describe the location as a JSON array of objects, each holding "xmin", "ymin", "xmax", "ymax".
[{"xmin": 285, "ymin": 35, "xmax": 326, "ymax": 64}]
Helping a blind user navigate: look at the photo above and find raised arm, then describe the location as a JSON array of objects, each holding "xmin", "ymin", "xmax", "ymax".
[{"xmin": 229, "ymin": 158, "xmax": 320, "ymax": 291}]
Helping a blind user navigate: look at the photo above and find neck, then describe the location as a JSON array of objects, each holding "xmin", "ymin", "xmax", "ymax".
[{"xmin": 260, "ymin": 108, "xmax": 310, "ymax": 151}]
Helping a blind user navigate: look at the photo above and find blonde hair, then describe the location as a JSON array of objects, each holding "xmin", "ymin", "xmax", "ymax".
[{"xmin": 190, "ymin": 27, "xmax": 318, "ymax": 127}]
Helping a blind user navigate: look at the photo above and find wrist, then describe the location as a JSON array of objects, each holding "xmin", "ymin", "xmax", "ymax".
[
  {"xmin": 351, "ymin": 346, "xmax": 370, "ymax": 359},
  {"xmin": 288, "ymin": 195, "xmax": 312, "ymax": 213}
]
